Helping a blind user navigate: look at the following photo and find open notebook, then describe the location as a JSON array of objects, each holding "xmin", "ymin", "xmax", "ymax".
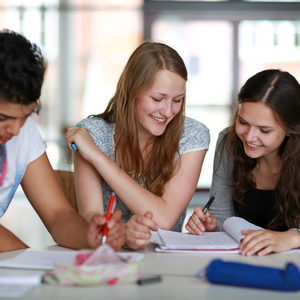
[{"xmin": 151, "ymin": 217, "xmax": 263, "ymax": 253}]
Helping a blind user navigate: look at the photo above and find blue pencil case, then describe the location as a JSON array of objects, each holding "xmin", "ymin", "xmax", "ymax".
[{"xmin": 197, "ymin": 259, "xmax": 300, "ymax": 291}]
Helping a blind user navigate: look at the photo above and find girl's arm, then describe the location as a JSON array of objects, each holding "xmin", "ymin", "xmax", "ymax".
[
  {"xmin": 73, "ymin": 150, "xmax": 105, "ymax": 222},
  {"xmin": 66, "ymin": 127, "xmax": 207, "ymax": 230},
  {"xmin": 205, "ymin": 129, "xmax": 235, "ymax": 230},
  {"xmin": 186, "ymin": 129, "xmax": 234, "ymax": 235}
]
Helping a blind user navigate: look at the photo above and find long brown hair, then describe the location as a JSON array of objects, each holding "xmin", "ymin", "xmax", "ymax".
[
  {"xmin": 225, "ymin": 69, "xmax": 300, "ymax": 229},
  {"xmin": 93, "ymin": 41, "xmax": 187, "ymax": 196}
]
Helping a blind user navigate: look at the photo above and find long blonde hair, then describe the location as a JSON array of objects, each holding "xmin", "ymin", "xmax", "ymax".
[{"xmin": 94, "ymin": 41, "xmax": 187, "ymax": 196}]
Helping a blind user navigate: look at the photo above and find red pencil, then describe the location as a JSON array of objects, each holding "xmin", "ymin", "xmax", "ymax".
[{"xmin": 102, "ymin": 192, "xmax": 116, "ymax": 244}]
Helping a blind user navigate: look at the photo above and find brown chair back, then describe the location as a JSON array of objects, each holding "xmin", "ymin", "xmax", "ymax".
[{"xmin": 54, "ymin": 170, "xmax": 78, "ymax": 212}]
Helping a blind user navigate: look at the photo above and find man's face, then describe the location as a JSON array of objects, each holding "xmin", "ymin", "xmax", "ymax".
[{"xmin": 0, "ymin": 100, "xmax": 36, "ymax": 144}]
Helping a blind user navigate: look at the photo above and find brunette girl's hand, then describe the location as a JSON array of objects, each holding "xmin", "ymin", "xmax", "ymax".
[
  {"xmin": 185, "ymin": 206, "xmax": 217, "ymax": 235},
  {"xmin": 125, "ymin": 211, "xmax": 158, "ymax": 250},
  {"xmin": 240, "ymin": 229, "xmax": 300, "ymax": 256}
]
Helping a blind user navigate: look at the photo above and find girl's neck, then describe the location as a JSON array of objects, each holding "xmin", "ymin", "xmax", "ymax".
[
  {"xmin": 259, "ymin": 152, "xmax": 282, "ymax": 173},
  {"xmin": 252, "ymin": 155, "xmax": 282, "ymax": 190}
]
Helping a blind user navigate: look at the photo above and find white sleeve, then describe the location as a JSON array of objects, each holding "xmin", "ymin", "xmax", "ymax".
[{"xmin": 21, "ymin": 117, "xmax": 47, "ymax": 165}]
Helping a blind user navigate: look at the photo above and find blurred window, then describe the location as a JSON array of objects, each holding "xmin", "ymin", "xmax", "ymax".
[
  {"xmin": 152, "ymin": 20, "xmax": 232, "ymax": 187},
  {"xmin": 1, "ymin": 0, "xmax": 300, "ymax": 188}
]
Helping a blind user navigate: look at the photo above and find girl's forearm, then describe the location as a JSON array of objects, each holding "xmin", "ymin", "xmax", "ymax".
[{"xmin": 88, "ymin": 149, "xmax": 175, "ymax": 227}]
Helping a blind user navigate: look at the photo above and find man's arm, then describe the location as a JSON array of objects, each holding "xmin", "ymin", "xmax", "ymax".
[
  {"xmin": 0, "ymin": 224, "xmax": 29, "ymax": 253},
  {"xmin": 21, "ymin": 152, "xmax": 125, "ymax": 250},
  {"xmin": 21, "ymin": 152, "xmax": 91, "ymax": 249}
]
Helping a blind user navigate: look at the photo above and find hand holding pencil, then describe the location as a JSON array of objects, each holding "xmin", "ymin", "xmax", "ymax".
[
  {"xmin": 185, "ymin": 193, "xmax": 218, "ymax": 236},
  {"xmin": 86, "ymin": 193, "xmax": 126, "ymax": 251}
]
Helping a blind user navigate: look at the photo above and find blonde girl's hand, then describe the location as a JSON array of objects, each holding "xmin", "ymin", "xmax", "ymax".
[
  {"xmin": 125, "ymin": 211, "xmax": 158, "ymax": 250},
  {"xmin": 185, "ymin": 206, "xmax": 217, "ymax": 235},
  {"xmin": 240, "ymin": 229, "xmax": 300, "ymax": 256},
  {"xmin": 65, "ymin": 127, "xmax": 100, "ymax": 162}
]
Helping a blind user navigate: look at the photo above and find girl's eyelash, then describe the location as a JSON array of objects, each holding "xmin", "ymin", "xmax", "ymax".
[
  {"xmin": 238, "ymin": 117, "xmax": 270, "ymax": 133},
  {"xmin": 152, "ymin": 97, "xmax": 182, "ymax": 102}
]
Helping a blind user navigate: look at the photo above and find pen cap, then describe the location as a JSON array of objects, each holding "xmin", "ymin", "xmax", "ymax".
[
  {"xmin": 107, "ymin": 193, "xmax": 116, "ymax": 211},
  {"xmin": 112, "ymin": 200, "xmax": 116, "ymax": 213}
]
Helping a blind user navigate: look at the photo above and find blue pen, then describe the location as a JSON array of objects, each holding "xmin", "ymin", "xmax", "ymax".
[{"xmin": 71, "ymin": 143, "xmax": 78, "ymax": 151}]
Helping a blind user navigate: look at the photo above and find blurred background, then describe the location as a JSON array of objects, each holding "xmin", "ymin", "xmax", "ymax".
[{"xmin": 1, "ymin": 0, "xmax": 300, "ymax": 246}]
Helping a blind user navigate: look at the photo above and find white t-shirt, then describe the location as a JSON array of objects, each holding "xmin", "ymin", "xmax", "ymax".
[{"xmin": 0, "ymin": 117, "xmax": 46, "ymax": 217}]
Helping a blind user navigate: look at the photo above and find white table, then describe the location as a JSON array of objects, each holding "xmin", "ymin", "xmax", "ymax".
[{"xmin": 0, "ymin": 244, "xmax": 300, "ymax": 300}]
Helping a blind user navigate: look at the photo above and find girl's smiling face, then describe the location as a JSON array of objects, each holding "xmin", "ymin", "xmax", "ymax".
[
  {"xmin": 235, "ymin": 101, "xmax": 288, "ymax": 161},
  {"xmin": 135, "ymin": 69, "xmax": 185, "ymax": 143}
]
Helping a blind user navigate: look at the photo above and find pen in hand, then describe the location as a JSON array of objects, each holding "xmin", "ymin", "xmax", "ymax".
[
  {"xmin": 202, "ymin": 193, "xmax": 216, "ymax": 214},
  {"xmin": 71, "ymin": 143, "xmax": 78, "ymax": 151},
  {"xmin": 102, "ymin": 192, "xmax": 116, "ymax": 244}
]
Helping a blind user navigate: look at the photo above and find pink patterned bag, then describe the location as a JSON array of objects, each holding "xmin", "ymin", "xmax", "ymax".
[{"xmin": 44, "ymin": 245, "xmax": 141, "ymax": 286}]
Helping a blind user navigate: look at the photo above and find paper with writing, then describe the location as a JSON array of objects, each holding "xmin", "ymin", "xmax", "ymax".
[{"xmin": 151, "ymin": 217, "xmax": 264, "ymax": 253}]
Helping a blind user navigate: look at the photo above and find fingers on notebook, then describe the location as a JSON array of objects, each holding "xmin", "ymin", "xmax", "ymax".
[
  {"xmin": 186, "ymin": 207, "xmax": 218, "ymax": 235},
  {"xmin": 186, "ymin": 210, "xmax": 205, "ymax": 235},
  {"xmin": 239, "ymin": 229, "xmax": 290, "ymax": 257}
]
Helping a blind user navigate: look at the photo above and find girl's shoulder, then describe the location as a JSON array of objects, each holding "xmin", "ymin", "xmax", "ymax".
[
  {"xmin": 179, "ymin": 117, "xmax": 210, "ymax": 153},
  {"xmin": 76, "ymin": 117, "xmax": 114, "ymax": 134},
  {"xmin": 182, "ymin": 117, "xmax": 210, "ymax": 140},
  {"xmin": 76, "ymin": 117, "xmax": 115, "ymax": 151}
]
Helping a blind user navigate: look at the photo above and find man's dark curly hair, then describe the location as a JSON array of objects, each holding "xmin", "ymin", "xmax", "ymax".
[{"xmin": 0, "ymin": 29, "xmax": 45, "ymax": 111}]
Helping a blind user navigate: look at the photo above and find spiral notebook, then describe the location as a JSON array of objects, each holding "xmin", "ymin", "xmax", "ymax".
[{"xmin": 152, "ymin": 217, "xmax": 263, "ymax": 253}]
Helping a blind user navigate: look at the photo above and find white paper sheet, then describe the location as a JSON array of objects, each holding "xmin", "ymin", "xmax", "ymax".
[
  {"xmin": 0, "ymin": 250, "xmax": 76, "ymax": 270},
  {"xmin": 0, "ymin": 284, "xmax": 37, "ymax": 298}
]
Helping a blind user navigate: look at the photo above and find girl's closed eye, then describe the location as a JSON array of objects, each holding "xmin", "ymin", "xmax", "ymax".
[
  {"xmin": 238, "ymin": 118, "xmax": 247, "ymax": 125},
  {"xmin": 152, "ymin": 97, "xmax": 162, "ymax": 102},
  {"xmin": 173, "ymin": 98, "xmax": 183, "ymax": 103}
]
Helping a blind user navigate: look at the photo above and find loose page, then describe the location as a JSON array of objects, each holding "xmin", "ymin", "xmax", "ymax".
[
  {"xmin": 223, "ymin": 217, "xmax": 263, "ymax": 242},
  {"xmin": 0, "ymin": 250, "xmax": 76, "ymax": 270},
  {"xmin": 0, "ymin": 274, "xmax": 42, "ymax": 285},
  {"xmin": 0, "ymin": 249, "xmax": 144, "ymax": 270},
  {"xmin": 150, "ymin": 230, "xmax": 164, "ymax": 245},
  {"xmin": 0, "ymin": 273, "xmax": 42, "ymax": 298},
  {"xmin": 0, "ymin": 284, "xmax": 38, "ymax": 298}
]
